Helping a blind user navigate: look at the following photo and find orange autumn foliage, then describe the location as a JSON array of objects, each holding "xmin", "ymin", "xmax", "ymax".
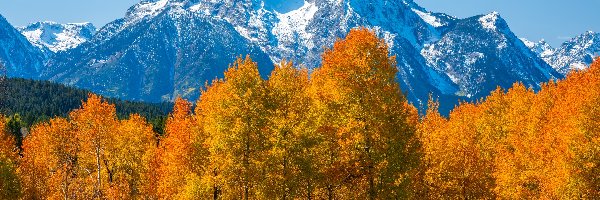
[
  {"xmin": 418, "ymin": 58, "xmax": 600, "ymax": 199},
  {"xmin": 19, "ymin": 94, "xmax": 158, "ymax": 199},
  {"xmin": 418, "ymin": 100, "xmax": 496, "ymax": 199},
  {"xmin": 5, "ymin": 28, "xmax": 600, "ymax": 200},
  {"xmin": 153, "ymin": 97, "xmax": 208, "ymax": 199},
  {"xmin": 20, "ymin": 117, "xmax": 82, "ymax": 199}
]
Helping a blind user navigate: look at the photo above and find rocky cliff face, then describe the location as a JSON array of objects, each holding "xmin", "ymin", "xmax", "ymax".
[{"xmin": 0, "ymin": 15, "xmax": 46, "ymax": 78}]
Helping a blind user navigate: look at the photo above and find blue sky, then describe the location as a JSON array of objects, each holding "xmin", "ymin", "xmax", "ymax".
[
  {"xmin": 0, "ymin": 0, "xmax": 597, "ymax": 46},
  {"xmin": 414, "ymin": 0, "xmax": 600, "ymax": 46}
]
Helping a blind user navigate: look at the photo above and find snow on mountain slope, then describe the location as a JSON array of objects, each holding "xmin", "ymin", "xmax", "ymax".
[
  {"xmin": 189, "ymin": 0, "xmax": 460, "ymax": 108},
  {"xmin": 42, "ymin": 1, "xmax": 273, "ymax": 102},
  {"xmin": 28, "ymin": 0, "xmax": 564, "ymax": 114},
  {"xmin": 39, "ymin": 0, "xmax": 458, "ymax": 108},
  {"xmin": 521, "ymin": 38, "xmax": 555, "ymax": 58},
  {"xmin": 187, "ymin": 0, "xmax": 454, "ymax": 66},
  {"xmin": 18, "ymin": 21, "xmax": 97, "ymax": 53},
  {"xmin": 479, "ymin": 11, "xmax": 499, "ymax": 30},
  {"xmin": 421, "ymin": 12, "xmax": 562, "ymax": 99},
  {"xmin": 525, "ymin": 31, "xmax": 600, "ymax": 75},
  {"xmin": 412, "ymin": 9, "xmax": 447, "ymax": 28},
  {"xmin": 0, "ymin": 14, "xmax": 46, "ymax": 78},
  {"xmin": 273, "ymin": 1, "xmax": 319, "ymax": 51}
]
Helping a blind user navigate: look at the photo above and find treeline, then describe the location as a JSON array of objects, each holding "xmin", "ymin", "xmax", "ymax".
[
  {"xmin": 0, "ymin": 28, "xmax": 599, "ymax": 199},
  {"xmin": 0, "ymin": 77, "xmax": 172, "ymax": 135},
  {"xmin": 0, "ymin": 78, "xmax": 173, "ymax": 126}
]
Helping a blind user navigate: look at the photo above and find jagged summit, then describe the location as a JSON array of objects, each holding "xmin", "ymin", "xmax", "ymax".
[
  {"xmin": 476, "ymin": 11, "xmax": 510, "ymax": 32},
  {"xmin": 527, "ymin": 31, "xmax": 600, "ymax": 74},
  {"xmin": 521, "ymin": 38, "xmax": 555, "ymax": 58},
  {"xmin": 583, "ymin": 30, "xmax": 596, "ymax": 36}
]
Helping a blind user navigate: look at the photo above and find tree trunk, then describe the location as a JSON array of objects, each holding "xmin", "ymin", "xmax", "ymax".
[
  {"xmin": 244, "ymin": 132, "xmax": 250, "ymax": 200},
  {"xmin": 213, "ymin": 185, "xmax": 219, "ymax": 200},
  {"xmin": 327, "ymin": 185, "xmax": 334, "ymax": 200},
  {"xmin": 369, "ymin": 172, "xmax": 375, "ymax": 200},
  {"xmin": 103, "ymin": 159, "xmax": 113, "ymax": 183},
  {"xmin": 95, "ymin": 145, "xmax": 102, "ymax": 199},
  {"xmin": 364, "ymin": 117, "xmax": 375, "ymax": 200},
  {"xmin": 63, "ymin": 167, "xmax": 69, "ymax": 200},
  {"xmin": 283, "ymin": 130, "xmax": 289, "ymax": 200},
  {"xmin": 213, "ymin": 168, "xmax": 220, "ymax": 200},
  {"xmin": 307, "ymin": 180, "xmax": 312, "ymax": 200},
  {"xmin": 283, "ymin": 156, "xmax": 287, "ymax": 200}
]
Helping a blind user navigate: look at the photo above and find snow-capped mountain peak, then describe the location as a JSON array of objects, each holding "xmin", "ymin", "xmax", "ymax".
[
  {"xmin": 421, "ymin": 11, "xmax": 560, "ymax": 100},
  {"xmin": 18, "ymin": 21, "xmax": 97, "ymax": 53},
  {"xmin": 575, "ymin": 31, "xmax": 598, "ymax": 49},
  {"xmin": 126, "ymin": 0, "xmax": 169, "ymax": 23},
  {"xmin": 479, "ymin": 11, "xmax": 501, "ymax": 30},
  {"xmin": 521, "ymin": 38, "xmax": 536, "ymax": 48}
]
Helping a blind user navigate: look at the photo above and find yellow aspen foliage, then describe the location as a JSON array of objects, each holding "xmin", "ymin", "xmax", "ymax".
[
  {"xmin": 492, "ymin": 83, "xmax": 567, "ymax": 199},
  {"xmin": 107, "ymin": 114, "xmax": 157, "ymax": 199},
  {"xmin": 197, "ymin": 79, "xmax": 229, "ymax": 200},
  {"xmin": 491, "ymin": 87, "xmax": 536, "ymax": 196},
  {"xmin": 560, "ymin": 59, "xmax": 600, "ymax": 198},
  {"xmin": 0, "ymin": 116, "xmax": 21, "ymax": 199},
  {"xmin": 198, "ymin": 56, "xmax": 269, "ymax": 199},
  {"xmin": 309, "ymin": 28, "xmax": 419, "ymax": 199},
  {"xmin": 264, "ymin": 61, "xmax": 314, "ymax": 199}
]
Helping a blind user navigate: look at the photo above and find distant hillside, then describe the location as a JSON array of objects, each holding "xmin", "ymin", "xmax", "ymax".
[{"xmin": 0, "ymin": 78, "xmax": 172, "ymax": 129}]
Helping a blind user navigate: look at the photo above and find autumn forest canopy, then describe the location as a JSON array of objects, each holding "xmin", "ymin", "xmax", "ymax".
[{"xmin": 0, "ymin": 28, "xmax": 599, "ymax": 199}]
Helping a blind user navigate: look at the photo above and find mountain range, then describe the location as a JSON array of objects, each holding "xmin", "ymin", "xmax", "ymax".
[
  {"xmin": 522, "ymin": 31, "xmax": 600, "ymax": 75},
  {"xmin": 1, "ymin": 0, "xmax": 598, "ymax": 114}
]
